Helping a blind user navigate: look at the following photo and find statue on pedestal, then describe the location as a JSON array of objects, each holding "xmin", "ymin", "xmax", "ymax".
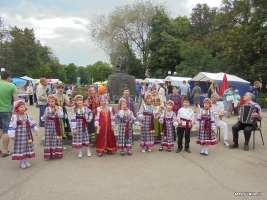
[{"xmin": 115, "ymin": 53, "xmax": 128, "ymax": 73}]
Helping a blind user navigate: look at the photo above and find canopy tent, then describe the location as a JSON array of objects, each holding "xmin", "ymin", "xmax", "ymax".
[
  {"xmin": 20, "ymin": 76, "xmax": 36, "ymax": 85},
  {"xmin": 12, "ymin": 78, "xmax": 27, "ymax": 85},
  {"xmin": 190, "ymin": 72, "xmax": 250, "ymax": 96},
  {"xmin": 135, "ymin": 79, "xmax": 144, "ymax": 82},
  {"xmin": 94, "ymin": 81, "xmax": 107, "ymax": 85},
  {"xmin": 144, "ymin": 78, "xmax": 164, "ymax": 84},
  {"xmin": 164, "ymin": 76, "xmax": 192, "ymax": 87}
]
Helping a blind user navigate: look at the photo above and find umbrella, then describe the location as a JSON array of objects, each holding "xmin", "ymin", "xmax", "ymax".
[
  {"xmin": 218, "ymin": 73, "xmax": 228, "ymax": 96},
  {"xmin": 12, "ymin": 78, "xmax": 26, "ymax": 85}
]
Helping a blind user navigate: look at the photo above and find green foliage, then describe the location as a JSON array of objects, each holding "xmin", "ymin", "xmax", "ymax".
[
  {"xmin": 70, "ymin": 86, "xmax": 89, "ymax": 100},
  {"xmin": 85, "ymin": 61, "xmax": 114, "ymax": 83},
  {"xmin": 257, "ymin": 92, "xmax": 266, "ymax": 109},
  {"xmin": 176, "ymin": 41, "xmax": 222, "ymax": 77}
]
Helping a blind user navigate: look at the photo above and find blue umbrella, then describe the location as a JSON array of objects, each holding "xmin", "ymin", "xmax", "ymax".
[{"xmin": 12, "ymin": 78, "xmax": 26, "ymax": 85}]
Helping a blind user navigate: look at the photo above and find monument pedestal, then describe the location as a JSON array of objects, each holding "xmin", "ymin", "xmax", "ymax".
[{"xmin": 108, "ymin": 73, "xmax": 136, "ymax": 104}]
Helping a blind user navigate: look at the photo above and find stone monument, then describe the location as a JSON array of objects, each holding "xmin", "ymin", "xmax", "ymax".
[{"xmin": 108, "ymin": 53, "xmax": 136, "ymax": 104}]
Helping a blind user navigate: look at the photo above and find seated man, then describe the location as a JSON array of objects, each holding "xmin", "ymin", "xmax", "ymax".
[
  {"xmin": 229, "ymin": 92, "xmax": 262, "ymax": 151},
  {"xmin": 211, "ymin": 94, "xmax": 229, "ymax": 146}
]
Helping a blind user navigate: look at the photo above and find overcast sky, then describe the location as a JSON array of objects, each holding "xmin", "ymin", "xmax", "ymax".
[{"xmin": 0, "ymin": 0, "xmax": 222, "ymax": 66}]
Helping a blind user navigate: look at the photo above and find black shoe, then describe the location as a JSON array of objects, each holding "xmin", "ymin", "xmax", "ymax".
[
  {"xmin": 127, "ymin": 151, "xmax": 132, "ymax": 156},
  {"xmin": 159, "ymin": 147, "xmax": 163, "ymax": 151},
  {"xmin": 243, "ymin": 144, "xmax": 249, "ymax": 151},
  {"xmin": 200, "ymin": 152, "xmax": 204, "ymax": 155},
  {"xmin": 185, "ymin": 149, "xmax": 191, "ymax": 153},
  {"xmin": 97, "ymin": 153, "xmax": 102, "ymax": 157},
  {"xmin": 120, "ymin": 151, "xmax": 125, "ymax": 156},
  {"xmin": 229, "ymin": 143, "xmax": 238, "ymax": 149},
  {"xmin": 167, "ymin": 148, "xmax": 171, "ymax": 152},
  {"xmin": 204, "ymin": 153, "xmax": 208, "ymax": 156},
  {"xmin": 176, "ymin": 148, "xmax": 182, "ymax": 153}
]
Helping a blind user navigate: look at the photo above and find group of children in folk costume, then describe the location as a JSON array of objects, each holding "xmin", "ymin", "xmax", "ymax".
[{"xmin": 7, "ymin": 87, "xmax": 218, "ymax": 168}]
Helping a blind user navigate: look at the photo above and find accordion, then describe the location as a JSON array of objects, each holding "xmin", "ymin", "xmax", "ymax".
[{"xmin": 239, "ymin": 105, "xmax": 259, "ymax": 125}]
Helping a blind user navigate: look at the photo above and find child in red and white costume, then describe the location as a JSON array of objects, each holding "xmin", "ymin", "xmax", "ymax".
[
  {"xmin": 196, "ymin": 98, "xmax": 218, "ymax": 156},
  {"xmin": 71, "ymin": 95, "xmax": 93, "ymax": 158},
  {"xmin": 137, "ymin": 93, "xmax": 155, "ymax": 153},
  {"xmin": 42, "ymin": 95, "xmax": 64, "ymax": 159},
  {"xmin": 117, "ymin": 98, "xmax": 142, "ymax": 156},
  {"xmin": 176, "ymin": 97, "xmax": 195, "ymax": 153},
  {"xmin": 158, "ymin": 100, "xmax": 178, "ymax": 152},
  {"xmin": 8, "ymin": 99, "xmax": 39, "ymax": 169}
]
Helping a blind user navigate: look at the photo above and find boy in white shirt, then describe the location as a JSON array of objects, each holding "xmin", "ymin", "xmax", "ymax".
[{"xmin": 176, "ymin": 97, "xmax": 195, "ymax": 153}]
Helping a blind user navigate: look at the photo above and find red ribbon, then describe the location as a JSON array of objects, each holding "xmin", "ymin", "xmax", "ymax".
[
  {"xmin": 122, "ymin": 119, "xmax": 130, "ymax": 140},
  {"xmin": 47, "ymin": 117, "xmax": 62, "ymax": 137},
  {"xmin": 180, "ymin": 118, "xmax": 192, "ymax": 134},
  {"xmin": 76, "ymin": 116, "xmax": 87, "ymax": 132},
  {"xmin": 201, "ymin": 116, "xmax": 212, "ymax": 140},
  {"xmin": 17, "ymin": 120, "xmax": 34, "ymax": 142}
]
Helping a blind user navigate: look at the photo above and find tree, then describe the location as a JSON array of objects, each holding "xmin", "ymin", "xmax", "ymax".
[
  {"xmin": 176, "ymin": 41, "xmax": 222, "ymax": 77},
  {"xmin": 77, "ymin": 66, "xmax": 87, "ymax": 84},
  {"xmin": 88, "ymin": 1, "xmax": 167, "ymax": 69},
  {"xmin": 85, "ymin": 61, "xmax": 114, "ymax": 83},
  {"xmin": 147, "ymin": 11, "xmax": 191, "ymax": 78},
  {"xmin": 190, "ymin": 3, "xmax": 217, "ymax": 36},
  {"xmin": 65, "ymin": 63, "xmax": 77, "ymax": 83}
]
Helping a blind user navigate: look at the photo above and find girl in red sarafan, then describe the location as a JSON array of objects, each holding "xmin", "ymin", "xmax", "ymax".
[
  {"xmin": 71, "ymin": 95, "xmax": 93, "ymax": 158},
  {"xmin": 94, "ymin": 95, "xmax": 117, "ymax": 157},
  {"xmin": 196, "ymin": 98, "xmax": 218, "ymax": 156},
  {"xmin": 8, "ymin": 100, "xmax": 39, "ymax": 169},
  {"xmin": 42, "ymin": 95, "xmax": 64, "ymax": 159},
  {"xmin": 117, "ymin": 98, "xmax": 142, "ymax": 156}
]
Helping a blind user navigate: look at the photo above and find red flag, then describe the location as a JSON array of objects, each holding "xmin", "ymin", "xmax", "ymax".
[{"xmin": 218, "ymin": 73, "xmax": 228, "ymax": 96}]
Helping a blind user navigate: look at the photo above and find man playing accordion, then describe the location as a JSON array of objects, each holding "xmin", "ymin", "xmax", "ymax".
[{"xmin": 229, "ymin": 92, "xmax": 262, "ymax": 151}]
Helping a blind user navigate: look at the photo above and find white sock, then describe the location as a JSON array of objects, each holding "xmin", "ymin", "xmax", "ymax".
[
  {"xmin": 20, "ymin": 159, "xmax": 25, "ymax": 164},
  {"xmin": 205, "ymin": 146, "xmax": 209, "ymax": 154},
  {"xmin": 87, "ymin": 147, "xmax": 90, "ymax": 153},
  {"xmin": 79, "ymin": 149, "xmax": 82, "ymax": 155},
  {"xmin": 201, "ymin": 145, "xmax": 205, "ymax": 153}
]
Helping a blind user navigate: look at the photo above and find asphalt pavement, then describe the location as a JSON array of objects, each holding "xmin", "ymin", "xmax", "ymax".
[{"xmin": 0, "ymin": 105, "xmax": 266, "ymax": 200}]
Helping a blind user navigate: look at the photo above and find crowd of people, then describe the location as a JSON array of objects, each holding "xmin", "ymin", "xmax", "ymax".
[{"xmin": 0, "ymin": 71, "xmax": 264, "ymax": 169}]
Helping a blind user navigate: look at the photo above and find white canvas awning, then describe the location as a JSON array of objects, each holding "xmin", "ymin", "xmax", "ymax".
[
  {"xmin": 164, "ymin": 76, "xmax": 192, "ymax": 87},
  {"xmin": 20, "ymin": 76, "xmax": 36, "ymax": 84},
  {"xmin": 190, "ymin": 72, "xmax": 249, "ymax": 83}
]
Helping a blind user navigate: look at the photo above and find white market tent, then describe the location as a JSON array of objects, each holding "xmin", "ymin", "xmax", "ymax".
[
  {"xmin": 164, "ymin": 76, "xmax": 192, "ymax": 87},
  {"xmin": 135, "ymin": 79, "xmax": 144, "ymax": 82},
  {"xmin": 144, "ymin": 78, "xmax": 164, "ymax": 84},
  {"xmin": 20, "ymin": 76, "xmax": 36, "ymax": 84},
  {"xmin": 190, "ymin": 72, "xmax": 250, "ymax": 96},
  {"xmin": 190, "ymin": 72, "xmax": 249, "ymax": 83}
]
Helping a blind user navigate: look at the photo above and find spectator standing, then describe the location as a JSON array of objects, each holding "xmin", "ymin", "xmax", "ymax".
[
  {"xmin": 191, "ymin": 82, "xmax": 202, "ymax": 113},
  {"xmin": 33, "ymin": 83, "xmax": 38, "ymax": 104},
  {"xmin": 223, "ymin": 85, "xmax": 235, "ymax": 118},
  {"xmin": 0, "ymin": 71, "xmax": 18, "ymax": 157},
  {"xmin": 27, "ymin": 83, "xmax": 34, "ymax": 105},
  {"xmin": 141, "ymin": 82, "xmax": 147, "ymax": 101},
  {"xmin": 247, "ymin": 81, "xmax": 261, "ymax": 102},
  {"xmin": 207, "ymin": 82, "xmax": 220, "ymax": 99},
  {"xmin": 180, "ymin": 80, "xmax": 190, "ymax": 99},
  {"xmin": 135, "ymin": 81, "xmax": 142, "ymax": 105},
  {"xmin": 167, "ymin": 81, "xmax": 173, "ymax": 100},
  {"xmin": 36, "ymin": 78, "xmax": 48, "ymax": 127}
]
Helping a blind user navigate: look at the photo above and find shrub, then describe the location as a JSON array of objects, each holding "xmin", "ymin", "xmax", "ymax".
[
  {"xmin": 257, "ymin": 92, "xmax": 266, "ymax": 109},
  {"xmin": 70, "ymin": 86, "xmax": 89, "ymax": 100}
]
